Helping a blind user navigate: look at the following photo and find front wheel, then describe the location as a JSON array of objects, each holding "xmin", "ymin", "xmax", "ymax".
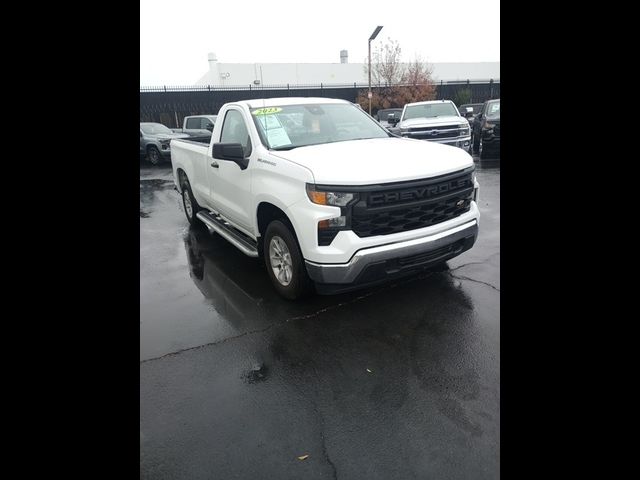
[
  {"xmin": 471, "ymin": 132, "xmax": 480, "ymax": 154},
  {"xmin": 147, "ymin": 146, "xmax": 161, "ymax": 165},
  {"xmin": 263, "ymin": 220, "xmax": 313, "ymax": 300},
  {"xmin": 479, "ymin": 137, "xmax": 489, "ymax": 159}
]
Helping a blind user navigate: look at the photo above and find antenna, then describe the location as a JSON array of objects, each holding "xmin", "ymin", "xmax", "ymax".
[{"xmin": 263, "ymin": 89, "xmax": 268, "ymax": 143}]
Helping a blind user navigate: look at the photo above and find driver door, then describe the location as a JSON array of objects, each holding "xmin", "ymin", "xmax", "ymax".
[{"xmin": 208, "ymin": 108, "xmax": 254, "ymax": 231}]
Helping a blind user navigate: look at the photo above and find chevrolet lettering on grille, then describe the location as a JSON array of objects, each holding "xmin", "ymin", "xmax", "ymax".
[{"xmin": 368, "ymin": 178, "xmax": 470, "ymax": 206}]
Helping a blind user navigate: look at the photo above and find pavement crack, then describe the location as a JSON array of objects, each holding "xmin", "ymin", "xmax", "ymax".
[
  {"xmin": 140, "ymin": 290, "xmax": 377, "ymax": 365},
  {"xmin": 140, "ymin": 325, "xmax": 275, "ymax": 364},
  {"xmin": 448, "ymin": 252, "xmax": 500, "ymax": 273},
  {"xmin": 448, "ymin": 273, "xmax": 500, "ymax": 292},
  {"xmin": 307, "ymin": 363, "xmax": 339, "ymax": 480},
  {"xmin": 320, "ymin": 428, "xmax": 338, "ymax": 480}
]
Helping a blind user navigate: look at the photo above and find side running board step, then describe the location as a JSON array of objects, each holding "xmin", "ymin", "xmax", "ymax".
[{"xmin": 196, "ymin": 211, "xmax": 259, "ymax": 258}]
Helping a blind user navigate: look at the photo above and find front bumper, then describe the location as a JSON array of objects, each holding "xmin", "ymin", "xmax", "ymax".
[
  {"xmin": 305, "ymin": 219, "xmax": 478, "ymax": 291},
  {"xmin": 401, "ymin": 133, "xmax": 471, "ymax": 149},
  {"xmin": 437, "ymin": 136, "xmax": 471, "ymax": 149},
  {"xmin": 159, "ymin": 144, "xmax": 172, "ymax": 156},
  {"xmin": 481, "ymin": 133, "xmax": 500, "ymax": 150}
]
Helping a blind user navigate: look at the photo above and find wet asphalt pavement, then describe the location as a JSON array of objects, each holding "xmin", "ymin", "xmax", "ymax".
[{"xmin": 140, "ymin": 158, "xmax": 500, "ymax": 479}]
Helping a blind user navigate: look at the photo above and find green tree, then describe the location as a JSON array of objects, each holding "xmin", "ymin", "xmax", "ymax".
[{"xmin": 453, "ymin": 88, "xmax": 472, "ymax": 107}]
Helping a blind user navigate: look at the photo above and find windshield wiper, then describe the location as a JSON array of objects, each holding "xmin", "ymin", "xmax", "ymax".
[{"xmin": 270, "ymin": 146, "xmax": 297, "ymax": 151}]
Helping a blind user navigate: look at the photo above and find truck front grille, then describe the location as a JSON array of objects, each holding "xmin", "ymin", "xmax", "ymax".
[
  {"xmin": 350, "ymin": 169, "xmax": 474, "ymax": 238},
  {"xmin": 407, "ymin": 124, "xmax": 463, "ymax": 140}
]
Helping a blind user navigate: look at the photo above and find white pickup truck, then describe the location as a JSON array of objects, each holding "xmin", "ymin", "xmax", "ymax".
[
  {"xmin": 172, "ymin": 115, "xmax": 217, "ymax": 136},
  {"xmin": 171, "ymin": 97, "xmax": 480, "ymax": 299},
  {"xmin": 391, "ymin": 100, "xmax": 471, "ymax": 150}
]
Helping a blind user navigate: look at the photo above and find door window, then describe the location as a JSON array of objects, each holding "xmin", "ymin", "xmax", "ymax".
[{"xmin": 220, "ymin": 110, "xmax": 252, "ymax": 157}]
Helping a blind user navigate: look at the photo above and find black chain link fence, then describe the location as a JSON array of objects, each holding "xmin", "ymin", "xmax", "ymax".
[{"xmin": 140, "ymin": 80, "xmax": 499, "ymax": 127}]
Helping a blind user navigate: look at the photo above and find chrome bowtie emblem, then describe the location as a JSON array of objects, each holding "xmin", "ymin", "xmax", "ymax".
[{"xmin": 456, "ymin": 200, "xmax": 465, "ymax": 207}]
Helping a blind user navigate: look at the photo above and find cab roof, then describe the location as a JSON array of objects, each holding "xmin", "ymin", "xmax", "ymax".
[
  {"xmin": 240, "ymin": 97, "xmax": 351, "ymax": 108},
  {"xmin": 405, "ymin": 99, "xmax": 455, "ymax": 107}
]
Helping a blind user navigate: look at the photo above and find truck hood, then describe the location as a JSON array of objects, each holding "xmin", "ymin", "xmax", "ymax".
[
  {"xmin": 271, "ymin": 137, "xmax": 474, "ymax": 185},
  {"xmin": 399, "ymin": 115, "xmax": 466, "ymax": 128}
]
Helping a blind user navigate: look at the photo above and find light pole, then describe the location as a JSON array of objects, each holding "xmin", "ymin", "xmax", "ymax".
[{"xmin": 368, "ymin": 25, "xmax": 383, "ymax": 116}]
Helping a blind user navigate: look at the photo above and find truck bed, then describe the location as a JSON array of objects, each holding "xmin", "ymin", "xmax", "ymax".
[{"xmin": 173, "ymin": 135, "xmax": 211, "ymax": 145}]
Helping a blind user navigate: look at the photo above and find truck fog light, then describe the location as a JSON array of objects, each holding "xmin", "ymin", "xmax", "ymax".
[{"xmin": 319, "ymin": 216, "xmax": 346, "ymax": 229}]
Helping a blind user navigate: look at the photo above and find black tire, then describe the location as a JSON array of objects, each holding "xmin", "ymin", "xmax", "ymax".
[
  {"xmin": 471, "ymin": 131, "xmax": 480, "ymax": 154},
  {"xmin": 181, "ymin": 178, "xmax": 202, "ymax": 225},
  {"xmin": 263, "ymin": 220, "xmax": 313, "ymax": 300},
  {"xmin": 147, "ymin": 146, "xmax": 161, "ymax": 165}
]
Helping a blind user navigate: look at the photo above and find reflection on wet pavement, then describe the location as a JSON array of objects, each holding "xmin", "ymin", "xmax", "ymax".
[{"xmin": 140, "ymin": 163, "xmax": 500, "ymax": 479}]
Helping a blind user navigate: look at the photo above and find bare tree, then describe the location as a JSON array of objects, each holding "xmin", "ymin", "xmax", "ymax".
[
  {"xmin": 358, "ymin": 47, "xmax": 436, "ymax": 113},
  {"xmin": 364, "ymin": 37, "xmax": 405, "ymax": 86}
]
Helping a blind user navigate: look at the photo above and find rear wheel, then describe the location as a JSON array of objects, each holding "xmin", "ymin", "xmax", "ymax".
[
  {"xmin": 181, "ymin": 179, "xmax": 202, "ymax": 225},
  {"xmin": 263, "ymin": 220, "xmax": 313, "ymax": 300}
]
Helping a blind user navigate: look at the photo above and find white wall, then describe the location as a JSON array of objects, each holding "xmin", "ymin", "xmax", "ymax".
[{"xmin": 196, "ymin": 62, "xmax": 499, "ymax": 86}]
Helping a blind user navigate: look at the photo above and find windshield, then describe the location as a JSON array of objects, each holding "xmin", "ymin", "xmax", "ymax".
[
  {"xmin": 377, "ymin": 109, "xmax": 402, "ymax": 121},
  {"xmin": 403, "ymin": 102, "xmax": 458, "ymax": 121},
  {"xmin": 486, "ymin": 100, "xmax": 500, "ymax": 118},
  {"xmin": 140, "ymin": 123, "xmax": 173, "ymax": 135},
  {"xmin": 461, "ymin": 104, "xmax": 483, "ymax": 113},
  {"xmin": 250, "ymin": 103, "xmax": 390, "ymax": 150}
]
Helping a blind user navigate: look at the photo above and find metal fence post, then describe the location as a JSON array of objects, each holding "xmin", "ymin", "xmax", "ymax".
[{"xmin": 489, "ymin": 79, "xmax": 494, "ymax": 99}]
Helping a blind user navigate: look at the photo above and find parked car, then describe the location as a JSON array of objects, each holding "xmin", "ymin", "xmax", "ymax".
[
  {"xmin": 171, "ymin": 97, "xmax": 480, "ymax": 299},
  {"xmin": 389, "ymin": 100, "xmax": 471, "ymax": 150},
  {"xmin": 458, "ymin": 103, "xmax": 484, "ymax": 125},
  {"xmin": 470, "ymin": 99, "xmax": 500, "ymax": 159},
  {"xmin": 172, "ymin": 115, "xmax": 218, "ymax": 136},
  {"xmin": 140, "ymin": 122, "xmax": 189, "ymax": 165},
  {"xmin": 375, "ymin": 108, "xmax": 403, "ymax": 129}
]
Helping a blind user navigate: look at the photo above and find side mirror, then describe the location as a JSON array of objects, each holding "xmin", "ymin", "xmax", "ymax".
[
  {"xmin": 212, "ymin": 142, "xmax": 249, "ymax": 169},
  {"xmin": 205, "ymin": 123, "xmax": 214, "ymax": 132},
  {"xmin": 388, "ymin": 116, "xmax": 400, "ymax": 126}
]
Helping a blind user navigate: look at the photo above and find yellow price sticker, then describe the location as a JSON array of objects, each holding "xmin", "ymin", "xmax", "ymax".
[{"xmin": 252, "ymin": 107, "xmax": 282, "ymax": 115}]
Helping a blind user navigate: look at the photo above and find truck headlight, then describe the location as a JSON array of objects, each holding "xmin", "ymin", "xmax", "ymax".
[
  {"xmin": 472, "ymin": 172, "xmax": 479, "ymax": 202},
  {"xmin": 306, "ymin": 185, "xmax": 356, "ymax": 206}
]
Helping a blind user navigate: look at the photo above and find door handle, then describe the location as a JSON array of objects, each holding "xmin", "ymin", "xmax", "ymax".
[{"xmin": 210, "ymin": 161, "xmax": 219, "ymax": 168}]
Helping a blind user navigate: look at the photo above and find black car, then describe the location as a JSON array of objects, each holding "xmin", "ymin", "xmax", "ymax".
[
  {"xmin": 458, "ymin": 103, "xmax": 484, "ymax": 125},
  {"xmin": 375, "ymin": 108, "xmax": 403, "ymax": 131},
  {"xmin": 470, "ymin": 99, "xmax": 500, "ymax": 159}
]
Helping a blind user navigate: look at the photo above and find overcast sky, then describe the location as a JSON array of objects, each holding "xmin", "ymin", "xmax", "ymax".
[{"xmin": 140, "ymin": 0, "xmax": 499, "ymax": 86}]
